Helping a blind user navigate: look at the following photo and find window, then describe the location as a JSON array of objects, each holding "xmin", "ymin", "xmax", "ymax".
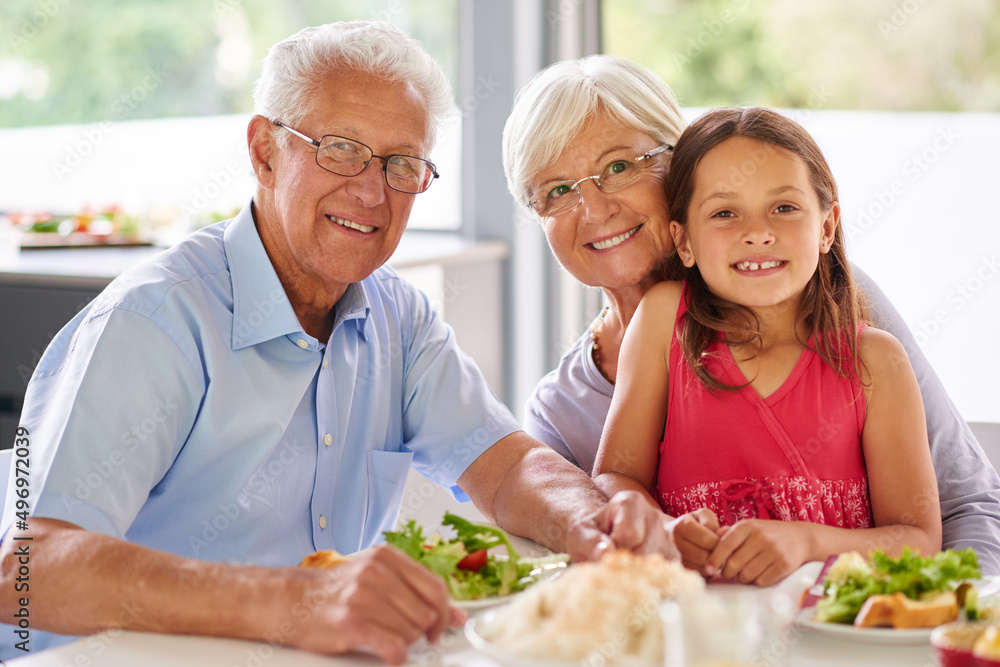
[
  {"xmin": 0, "ymin": 0, "xmax": 460, "ymax": 230},
  {"xmin": 603, "ymin": 0, "xmax": 1000, "ymax": 422},
  {"xmin": 604, "ymin": 0, "xmax": 1000, "ymax": 112}
]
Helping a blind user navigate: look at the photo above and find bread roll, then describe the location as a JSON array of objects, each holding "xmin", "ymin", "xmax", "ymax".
[
  {"xmin": 299, "ymin": 549, "xmax": 350, "ymax": 569},
  {"xmin": 853, "ymin": 591, "xmax": 958, "ymax": 629}
]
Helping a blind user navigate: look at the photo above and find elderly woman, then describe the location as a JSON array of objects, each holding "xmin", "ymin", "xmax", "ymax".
[{"xmin": 502, "ymin": 54, "xmax": 1000, "ymax": 574}]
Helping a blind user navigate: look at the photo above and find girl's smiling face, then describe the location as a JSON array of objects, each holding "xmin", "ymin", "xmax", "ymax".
[{"xmin": 671, "ymin": 136, "xmax": 839, "ymax": 312}]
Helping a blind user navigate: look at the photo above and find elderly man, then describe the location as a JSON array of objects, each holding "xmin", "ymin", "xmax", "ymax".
[{"xmin": 0, "ymin": 22, "xmax": 675, "ymax": 664}]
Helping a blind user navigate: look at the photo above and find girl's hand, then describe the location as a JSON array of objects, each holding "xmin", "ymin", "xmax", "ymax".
[
  {"xmin": 668, "ymin": 508, "xmax": 720, "ymax": 572},
  {"xmin": 704, "ymin": 520, "xmax": 810, "ymax": 587}
]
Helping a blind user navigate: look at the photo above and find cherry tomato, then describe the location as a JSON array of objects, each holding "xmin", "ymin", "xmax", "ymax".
[{"xmin": 456, "ymin": 549, "xmax": 488, "ymax": 571}]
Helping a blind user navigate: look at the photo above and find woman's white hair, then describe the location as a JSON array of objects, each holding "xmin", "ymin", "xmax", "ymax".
[
  {"xmin": 502, "ymin": 55, "xmax": 687, "ymax": 205},
  {"xmin": 253, "ymin": 21, "xmax": 455, "ymax": 149}
]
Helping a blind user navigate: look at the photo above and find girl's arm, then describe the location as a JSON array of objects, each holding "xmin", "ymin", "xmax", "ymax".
[
  {"xmin": 594, "ymin": 281, "xmax": 721, "ymax": 567},
  {"xmin": 593, "ymin": 281, "xmax": 681, "ymax": 508},
  {"xmin": 855, "ymin": 326, "xmax": 942, "ymax": 553},
  {"xmin": 705, "ymin": 327, "xmax": 942, "ymax": 586}
]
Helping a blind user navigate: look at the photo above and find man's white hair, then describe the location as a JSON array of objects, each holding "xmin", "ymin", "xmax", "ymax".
[{"xmin": 253, "ymin": 21, "xmax": 455, "ymax": 149}]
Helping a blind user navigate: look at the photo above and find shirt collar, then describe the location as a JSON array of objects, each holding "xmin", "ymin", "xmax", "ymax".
[
  {"xmin": 225, "ymin": 201, "xmax": 375, "ymax": 348},
  {"xmin": 336, "ymin": 281, "xmax": 372, "ymax": 341},
  {"xmin": 225, "ymin": 202, "xmax": 304, "ymax": 350}
]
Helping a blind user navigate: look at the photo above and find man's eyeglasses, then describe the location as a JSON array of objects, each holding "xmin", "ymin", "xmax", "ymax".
[
  {"xmin": 525, "ymin": 145, "xmax": 673, "ymax": 217},
  {"xmin": 273, "ymin": 120, "xmax": 439, "ymax": 194}
]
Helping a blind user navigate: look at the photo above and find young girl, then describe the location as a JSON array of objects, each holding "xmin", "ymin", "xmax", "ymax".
[{"xmin": 593, "ymin": 107, "xmax": 941, "ymax": 587}]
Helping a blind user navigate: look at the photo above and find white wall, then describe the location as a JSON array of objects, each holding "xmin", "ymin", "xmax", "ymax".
[
  {"xmin": 680, "ymin": 108, "xmax": 1000, "ymax": 423},
  {"xmin": 795, "ymin": 110, "xmax": 1000, "ymax": 423}
]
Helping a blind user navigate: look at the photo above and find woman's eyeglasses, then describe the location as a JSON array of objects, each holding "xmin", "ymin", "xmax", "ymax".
[{"xmin": 526, "ymin": 144, "xmax": 672, "ymax": 217}]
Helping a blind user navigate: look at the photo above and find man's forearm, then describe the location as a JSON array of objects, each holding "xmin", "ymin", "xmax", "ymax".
[
  {"xmin": 459, "ymin": 432, "xmax": 608, "ymax": 554},
  {"xmin": 494, "ymin": 445, "xmax": 609, "ymax": 553},
  {"xmin": 0, "ymin": 518, "xmax": 462, "ymax": 663},
  {"xmin": 0, "ymin": 518, "xmax": 303, "ymax": 642}
]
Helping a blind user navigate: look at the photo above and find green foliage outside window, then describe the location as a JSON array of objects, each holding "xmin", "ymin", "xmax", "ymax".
[
  {"xmin": 0, "ymin": 0, "xmax": 456, "ymax": 128},
  {"xmin": 603, "ymin": 0, "xmax": 1000, "ymax": 112}
]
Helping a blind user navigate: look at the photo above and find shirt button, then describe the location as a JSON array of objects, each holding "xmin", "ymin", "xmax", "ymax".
[
  {"xmin": 322, "ymin": 357, "xmax": 329, "ymax": 368},
  {"xmin": 296, "ymin": 339, "xmax": 308, "ymax": 349},
  {"xmin": 323, "ymin": 433, "xmax": 333, "ymax": 447},
  {"xmin": 318, "ymin": 516, "xmax": 327, "ymax": 529}
]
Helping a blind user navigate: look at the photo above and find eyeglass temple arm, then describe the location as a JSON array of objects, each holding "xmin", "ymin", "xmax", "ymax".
[
  {"xmin": 640, "ymin": 144, "xmax": 674, "ymax": 161},
  {"xmin": 272, "ymin": 120, "xmax": 321, "ymax": 148}
]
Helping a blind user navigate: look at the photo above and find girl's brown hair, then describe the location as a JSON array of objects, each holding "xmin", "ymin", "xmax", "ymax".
[{"xmin": 662, "ymin": 106, "xmax": 867, "ymax": 391}]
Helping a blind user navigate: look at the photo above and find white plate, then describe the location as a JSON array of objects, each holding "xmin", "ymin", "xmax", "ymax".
[
  {"xmin": 794, "ymin": 606, "xmax": 932, "ymax": 646},
  {"xmin": 795, "ymin": 576, "xmax": 1000, "ymax": 646},
  {"xmin": 465, "ymin": 610, "xmax": 657, "ymax": 667},
  {"xmin": 464, "ymin": 611, "xmax": 618, "ymax": 667},
  {"xmin": 452, "ymin": 561, "xmax": 566, "ymax": 613},
  {"xmin": 455, "ymin": 595, "xmax": 519, "ymax": 613}
]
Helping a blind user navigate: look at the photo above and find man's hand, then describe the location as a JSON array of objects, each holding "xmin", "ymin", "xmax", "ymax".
[
  {"xmin": 702, "ymin": 519, "xmax": 808, "ymax": 587},
  {"xmin": 565, "ymin": 490, "xmax": 681, "ymax": 562},
  {"xmin": 291, "ymin": 545, "xmax": 465, "ymax": 664},
  {"xmin": 1, "ymin": 521, "xmax": 465, "ymax": 667},
  {"xmin": 668, "ymin": 508, "xmax": 721, "ymax": 572}
]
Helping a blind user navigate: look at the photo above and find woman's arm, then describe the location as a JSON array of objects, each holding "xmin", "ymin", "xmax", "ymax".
[
  {"xmin": 593, "ymin": 281, "xmax": 679, "ymax": 508},
  {"xmin": 854, "ymin": 265, "xmax": 1000, "ymax": 573}
]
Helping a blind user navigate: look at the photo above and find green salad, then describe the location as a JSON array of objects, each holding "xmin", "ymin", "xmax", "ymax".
[
  {"xmin": 383, "ymin": 512, "xmax": 567, "ymax": 601},
  {"xmin": 815, "ymin": 547, "xmax": 981, "ymax": 624}
]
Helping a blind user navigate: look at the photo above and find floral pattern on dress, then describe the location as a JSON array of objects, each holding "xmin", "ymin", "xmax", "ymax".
[{"xmin": 657, "ymin": 475, "xmax": 873, "ymax": 529}]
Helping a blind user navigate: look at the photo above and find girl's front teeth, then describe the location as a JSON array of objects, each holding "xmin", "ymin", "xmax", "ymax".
[{"xmin": 735, "ymin": 260, "xmax": 783, "ymax": 271}]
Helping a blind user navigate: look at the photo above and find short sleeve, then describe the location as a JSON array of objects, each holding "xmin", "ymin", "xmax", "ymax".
[
  {"xmin": 8, "ymin": 307, "xmax": 202, "ymax": 538},
  {"xmin": 395, "ymin": 284, "xmax": 521, "ymax": 495},
  {"xmin": 520, "ymin": 334, "xmax": 613, "ymax": 476}
]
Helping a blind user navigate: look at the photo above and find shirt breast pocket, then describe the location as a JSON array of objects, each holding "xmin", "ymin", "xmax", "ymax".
[{"xmin": 364, "ymin": 449, "xmax": 414, "ymax": 545}]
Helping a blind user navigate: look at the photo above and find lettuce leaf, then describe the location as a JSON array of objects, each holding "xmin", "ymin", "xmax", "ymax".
[
  {"xmin": 443, "ymin": 512, "xmax": 521, "ymax": 560},
  {"xmin": 383, "ymin": 519, "xmax": 428, "ymax": 560},
  {"xmin": 383, "ymin": 512, "xmax": 568, "ymax": 601},
  {"xmin": 815, "ymin": 547, "xmax": 981, "ymax": 624}
]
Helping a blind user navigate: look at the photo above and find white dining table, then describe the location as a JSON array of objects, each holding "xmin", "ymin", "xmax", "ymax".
[{"xmin": 5, "ymin": 560, "xmax": 943, "ymax": 667}]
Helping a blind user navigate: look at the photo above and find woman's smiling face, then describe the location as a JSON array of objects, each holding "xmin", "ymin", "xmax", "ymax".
[{"xmin": 527, "ymin": 117, "xmax": 675, "ymax": 290}]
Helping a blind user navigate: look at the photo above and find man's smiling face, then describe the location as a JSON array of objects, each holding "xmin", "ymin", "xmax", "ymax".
[{"xmin": 255, "ymin": 67, "xmax": 432, "ymax": 301}]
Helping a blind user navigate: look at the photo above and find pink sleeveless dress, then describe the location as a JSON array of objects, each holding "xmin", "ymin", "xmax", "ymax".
[{"xmin": 654, "ymin": 289, "xmax": 873, "ymax": 528}]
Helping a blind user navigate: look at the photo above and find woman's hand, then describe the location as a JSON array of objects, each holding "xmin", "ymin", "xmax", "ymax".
[
  {"xmin": 668, "ymin": 508, "xmax": 721, "ymax": 572},
  {"xmin": 703, "ymin": 519, "xmax": 811, "ymax": 587}
]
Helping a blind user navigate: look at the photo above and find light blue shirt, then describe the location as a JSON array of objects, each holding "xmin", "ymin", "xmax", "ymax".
[{"xmin": 1, "ymin": 202, "xmax": 519, "ymax": 655}]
